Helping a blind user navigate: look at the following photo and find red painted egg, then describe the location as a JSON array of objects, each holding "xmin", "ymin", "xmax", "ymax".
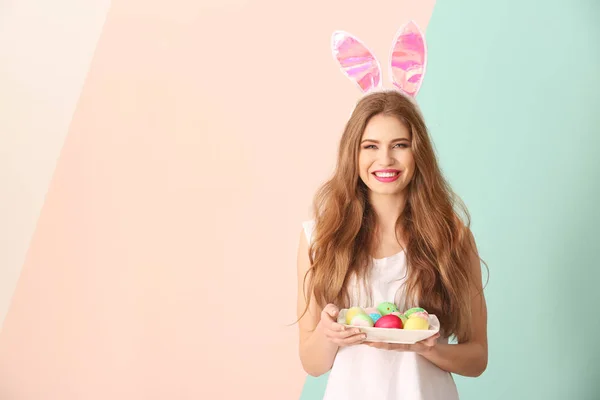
[{"xmin": 374, "ymin": 314, "xmax": 403, "ymax": 329}]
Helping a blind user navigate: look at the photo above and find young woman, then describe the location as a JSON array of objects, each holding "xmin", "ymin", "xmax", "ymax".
[{"xmin": 296, "ymin": 90, "xmax": 488, "ymax": 400}]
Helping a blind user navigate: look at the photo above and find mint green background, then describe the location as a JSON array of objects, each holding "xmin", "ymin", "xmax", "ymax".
[{"xmin": 300, "ymin": 1, "xmax": 600, "ymax": 399}]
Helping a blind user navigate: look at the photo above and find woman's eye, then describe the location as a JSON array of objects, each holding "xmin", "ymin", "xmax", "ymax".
[{"xmin": 363, "ymin": 143, "xmax": 408, "ymax": 150}]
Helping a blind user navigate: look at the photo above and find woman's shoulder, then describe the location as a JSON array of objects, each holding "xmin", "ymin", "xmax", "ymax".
[
  {"xmin": 301, "ymin": 219, "xmax": 316, "ymax": 244},
  {"xmin": 301, "ymin": 219, "xmax": 315, "ymax": 231}
]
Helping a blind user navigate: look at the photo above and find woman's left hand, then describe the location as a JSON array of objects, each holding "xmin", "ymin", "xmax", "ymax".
[{"xmin": 364, "ymin": 333, "xmax": 440, "ymax": 354}]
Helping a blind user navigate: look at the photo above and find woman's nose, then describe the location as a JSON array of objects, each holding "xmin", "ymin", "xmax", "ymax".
[{"xmin": 378, "ymin": 149, "xmax": 394, "ymax": 165}]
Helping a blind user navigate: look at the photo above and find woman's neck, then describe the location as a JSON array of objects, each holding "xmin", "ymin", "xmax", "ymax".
[{"xmin": 369, "ymin": 191, "xmax": 407, "ymax": 237}]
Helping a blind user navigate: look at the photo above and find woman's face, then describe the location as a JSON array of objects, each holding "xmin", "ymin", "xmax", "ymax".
[{"xmin": 358, "ymin": 113, "xmax": 416, "ymax": 196}]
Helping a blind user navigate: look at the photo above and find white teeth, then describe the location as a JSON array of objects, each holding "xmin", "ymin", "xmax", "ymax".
[{"xmin": 375, "ymin": 172, "xmax": 399, "ymax": 178}]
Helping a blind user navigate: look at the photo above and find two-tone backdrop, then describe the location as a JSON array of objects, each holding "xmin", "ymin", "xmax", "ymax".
[{"xmin": 1, "ymin": 0, "xmax": 599, "ymax": 399}]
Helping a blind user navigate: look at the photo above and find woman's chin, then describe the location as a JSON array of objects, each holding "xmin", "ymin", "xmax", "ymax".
[{"xmin": 368, "ymin": 187, "xmax": 405, "ymax": 196}]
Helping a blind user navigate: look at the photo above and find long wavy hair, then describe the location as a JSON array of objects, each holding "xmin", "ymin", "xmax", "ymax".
[{"xmin": 301, "ymin": 90, "xmax": 487, "ymax": 342}]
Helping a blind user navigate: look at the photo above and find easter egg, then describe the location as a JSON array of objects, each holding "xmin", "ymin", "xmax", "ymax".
[
  {"xmin": 350, "ymin": 313, "xmax": 374, "ymax": 327},
  {"xmin": 345, "ymin": 307, "xmax": 366, "ymax": 325},
  {"xmin": 369, "ymin": 313, "xmax": 382, "ymax": 324},
  {"xmin": 377, "ymin": 302, "xmax": 399, "ymax": 316},
  {"xmin": 409, "ymin": 311, "xmax": 429, "ymax": 321},
  {"xmin": 374, "ymin": 314, "xmax": 403, "ymax": 329},
  {"xmin": 403, "ymin": 316, "xmax": 429, "ymax": 330},
  {"xmin": 404, "ymin": 307, "xmax": 426, "ymax": 318},
  {"xmin": 364, "ymin": 307, "xmax": 379, "ymax": 315},
  {"xmin": 391, "ymin": 311, "xmax": 408, "ymax": 324},
  {"xmin": 364, "ymin": 307, "xmax": 381, "ymax": 323}
]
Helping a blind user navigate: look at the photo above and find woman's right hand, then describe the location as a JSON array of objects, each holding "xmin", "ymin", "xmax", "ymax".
[{"xmin": 320, "ymin": 304, "xmax": 367, "ymax": 347}]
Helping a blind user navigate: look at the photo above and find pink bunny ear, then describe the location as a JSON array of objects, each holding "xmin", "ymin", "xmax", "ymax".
[
  {"xmin": 331, "ymin": 31, "xmax": 382, "ymax": 93},
  {"xmin": 389, "ymin": 21, "xmax": 427, "ymax": 97}
]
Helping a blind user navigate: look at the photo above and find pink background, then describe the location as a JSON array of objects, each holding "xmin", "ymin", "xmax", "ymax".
[{"xmin": 0, "ymin": 0, "xmax": 435, "ymax": 398}]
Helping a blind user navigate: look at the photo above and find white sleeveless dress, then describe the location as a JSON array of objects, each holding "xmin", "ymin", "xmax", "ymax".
[{"xmin": 302, "ymin": 220, "xmax": 460, "ymax": 400}]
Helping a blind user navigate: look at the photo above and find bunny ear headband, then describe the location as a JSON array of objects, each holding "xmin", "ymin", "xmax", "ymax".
[{"xmin": 331, "ymin": 20, "xmax": 427, "ymax": 98}]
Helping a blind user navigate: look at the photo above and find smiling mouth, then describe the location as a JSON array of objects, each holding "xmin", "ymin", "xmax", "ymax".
[
  {"xmin": 371, "ymin": 170, "xmax": 402, "ymax": 183},
  {"xmin": 373, "ymin": 171, "xmax": 400, "ymax": 178}
]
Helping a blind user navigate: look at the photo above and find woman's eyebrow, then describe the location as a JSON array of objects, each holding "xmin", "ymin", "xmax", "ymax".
[{"xmin": 360, "ymin": 138, "xmax": 410, "ymax": 144}]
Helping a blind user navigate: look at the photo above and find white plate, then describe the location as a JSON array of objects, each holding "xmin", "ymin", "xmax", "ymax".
[{"xmin": 337, "ymin": 309, "xmax": 440, "ymax": 344}]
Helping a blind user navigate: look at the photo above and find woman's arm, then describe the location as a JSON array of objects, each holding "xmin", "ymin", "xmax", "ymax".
[
  {"xmin": 296, "ymin": 229, "xmax": 367, "ymax": 377},
  {"xmin": 419, "ymin": 231, "xmax": 488, "ymax": 377},
  {"xmin": 296, "ymin": 229, "xmax": 340, "ymax": 377}
]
